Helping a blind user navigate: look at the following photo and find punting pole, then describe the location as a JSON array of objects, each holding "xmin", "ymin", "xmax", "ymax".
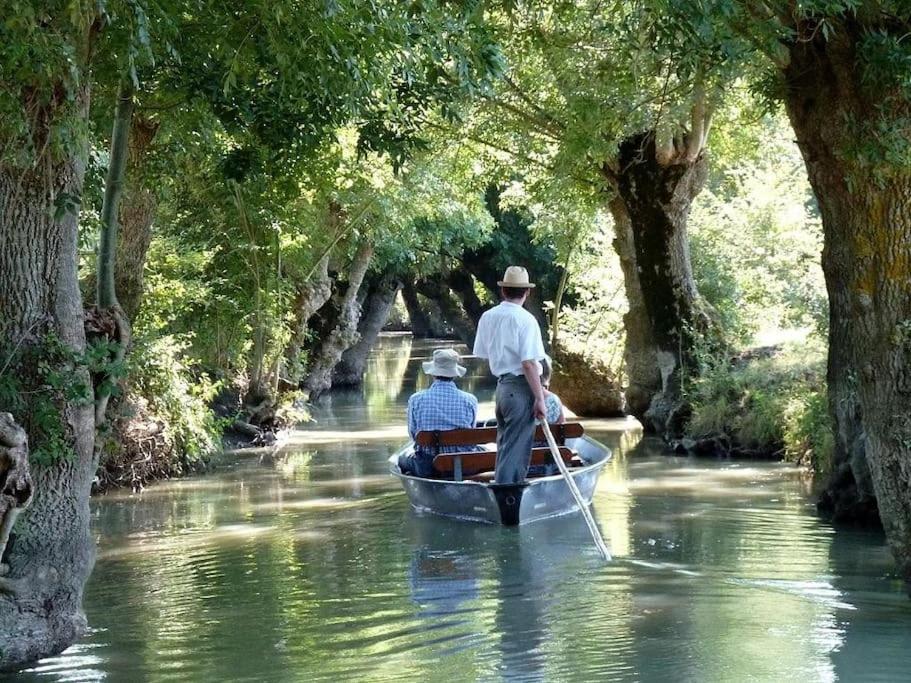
[{"xmin": 540, "ymin": 420, "xmax": 611, "ymax": 561}]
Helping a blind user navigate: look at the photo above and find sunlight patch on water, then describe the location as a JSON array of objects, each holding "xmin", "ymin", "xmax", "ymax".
[
  {"xmin": 251, "ymin": 496, "xmax": 382, "ymax": 513},
  {"xmin": 97, "ymin": 523, "xmax": 278, "ymax": 560},
  {"xmin": 286, "ymin": 425, "xmax": 408, "ymax": 444},
  {"xmin": 730, "ymin": 577, "xmax": 857, "ymax": 611}
]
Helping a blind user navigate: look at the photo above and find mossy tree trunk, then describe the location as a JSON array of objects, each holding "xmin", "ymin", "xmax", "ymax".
[
  {"xmin": 606, "ymin": 195, "xmax": 661, "ymax": 419},
  {"xmin": 783, "ymin": 29, "xmax": 911, "ymax": 576},
  {"xmin": 602, "ymin": 126, "xmax": 714, "ymax": 435},
  {"xmin": 446, "ymin": 269, "xmax": 487, "ymax": 329},
  {"xmin": 303, "ymin": 241, "xmax": 374, "ymax": 398},
  {"xmin": 284, "ymin": 202, "xmax": 347, "ymax": 385},
  {"xmin": 402, "ymin": 280, "xmax": 435, "ymax": 338},
  {"xmin": 115, "ymin": 114, "xmax": 160, "ymax": 323},
  {"xmin": 0, "ymin": 87, "xmax": 97, "ymax": 670},
  {"xmin": 285, "ymin": 250, "xmax": 335, "ymax": 384},
  {"xmin": 333, "ymin": 275, "xmax": 402, "ymax": 387},
  {"xmin": 416, "ymin": 278, "xmax": 477, "ymax": 346}
]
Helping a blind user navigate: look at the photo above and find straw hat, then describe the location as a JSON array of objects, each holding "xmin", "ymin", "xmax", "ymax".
[
  {"xmin": 497, "ymin": 265, "xmax": 536, "ymax": 289},
  {"xmin": 422, "ymin": 348, "xmax": 468, "ymax": 378}
]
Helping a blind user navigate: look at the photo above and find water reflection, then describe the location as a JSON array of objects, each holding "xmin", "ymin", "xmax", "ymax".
[
  {"xmin": 408, "ymin": 518, "xmax": 480, "ymax": 620},
  {"xmin": 15, "ymin": 334, "xmax": 911, "ymax": 682}
]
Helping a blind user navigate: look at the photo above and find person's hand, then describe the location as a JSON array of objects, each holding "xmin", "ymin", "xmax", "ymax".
[{"xmin": 533, "ymin": 397, "xmax": 547, "ymax": 421}]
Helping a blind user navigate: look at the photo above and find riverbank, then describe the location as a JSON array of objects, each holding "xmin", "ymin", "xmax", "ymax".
[
  {"xmin": 677, "ymin": 339, "xmax": 832, "ymax": 473},
  {"xmin": 94, "ymin": 376, "xmax": 308, "ymax": 494}
]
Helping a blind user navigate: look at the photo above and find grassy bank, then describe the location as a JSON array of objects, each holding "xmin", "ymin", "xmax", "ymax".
[{"xmin": 684, "ymin": 337, "xmax": 834, "ymax": 473}]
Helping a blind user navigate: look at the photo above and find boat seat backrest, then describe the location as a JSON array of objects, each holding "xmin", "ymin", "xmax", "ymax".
[
  {"xmin": 415, "ymin": 422, "xmax": 584, "ymax": 450},
  {"xmin": 433, "ymin": 447, "xmax": 575, "ymax": 481}
]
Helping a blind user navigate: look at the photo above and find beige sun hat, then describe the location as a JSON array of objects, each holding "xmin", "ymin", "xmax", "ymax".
[
  {"xmin": 422, "ymin": 348, "xmax": 468, "ymax": 378},
  {"xmin": 497, "ymin": 265, "xmax": 536, "ymax": 289}
]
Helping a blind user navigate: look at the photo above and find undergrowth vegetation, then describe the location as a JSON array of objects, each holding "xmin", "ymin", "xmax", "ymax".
[
  {"xmin": 686, "ymin": 338, "xmax": 834, "ymax": 472},
  {"xmin": 96, "ymin": 335, "xmax": 223, "ymax": 491}
]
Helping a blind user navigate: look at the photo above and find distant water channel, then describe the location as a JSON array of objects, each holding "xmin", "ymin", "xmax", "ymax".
[{"xmin": 18, "ymin": 334, "xmax": 911, "ymax": 681}]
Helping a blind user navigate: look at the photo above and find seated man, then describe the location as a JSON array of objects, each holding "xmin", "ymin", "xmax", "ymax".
[
  {"xmin": 399, "ymin": 348, "xmax": 480, "ymax": 478},
  {"xmin": 541, "ymin": 355, "xmax": 566, "ymax": 426}
]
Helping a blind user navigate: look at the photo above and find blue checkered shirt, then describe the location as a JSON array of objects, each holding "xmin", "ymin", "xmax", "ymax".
[{"xmin": 408, "ymin": 380, "xmax": 479, "ymax": 457}]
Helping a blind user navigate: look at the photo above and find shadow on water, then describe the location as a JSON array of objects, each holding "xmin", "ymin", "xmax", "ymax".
[{"xmin": 16, "ymin": 334, "xmax": 911, "ymax": 682}]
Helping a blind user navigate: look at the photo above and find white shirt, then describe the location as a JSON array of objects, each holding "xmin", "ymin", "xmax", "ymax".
[{"xmin": 473, "ymin": 301, "xmax": 546, "ymax": 377}]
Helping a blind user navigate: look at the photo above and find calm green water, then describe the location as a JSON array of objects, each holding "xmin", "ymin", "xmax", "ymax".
[{"xmin": 17, "ymin": 335, "xmax": 911, "ymax": 682}]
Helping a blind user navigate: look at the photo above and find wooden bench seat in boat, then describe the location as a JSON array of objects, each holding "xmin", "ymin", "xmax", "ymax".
[
  {"xmin": 433, "ymin": 446, "xmax": 576, "ymax": 480},
  {"xmin": 466, "ymin": 455, "xmax": 585, "ymax": 483},
  {"xmin": 414, "ymin": 422, "xmax": 586, "ymax": 481},
  {"xmin": 415, "ymin": 422, "xmax": 584, "ymax": 449}
]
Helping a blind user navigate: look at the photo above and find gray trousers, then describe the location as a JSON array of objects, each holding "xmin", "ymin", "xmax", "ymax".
[{"xmin": 495, "ymin": 374, "xmax": 535, "ymax": 484}]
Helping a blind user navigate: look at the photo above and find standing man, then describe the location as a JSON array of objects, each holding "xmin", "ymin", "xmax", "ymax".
[{"xmin": 473, "ymin": 266, "xmax": 547, "ymax": 484}]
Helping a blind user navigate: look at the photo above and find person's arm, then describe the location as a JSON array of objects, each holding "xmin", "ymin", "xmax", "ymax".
[
  {"xmin": 472, "ymin": 315, "xmax": 488, "ymax": 358},
  {"xmin": 517, "ymin": 314, "xmax": 547, "ymax": 420},
  {"xmin": 521, "ymin": 359, "xmax": 547, "ymax": 420},
  {"xmin": 407, "ymin": 396, "xmax": 418, "ymax": 441}
]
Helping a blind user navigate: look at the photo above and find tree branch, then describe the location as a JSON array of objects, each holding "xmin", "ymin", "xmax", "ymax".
[
  {"xmin": 480, "ymin": 95, "xmax": 564, "ymax": 141},
  {"xmin": 501, "ymin": 74, "xmax": 566, "ymax": 134}
]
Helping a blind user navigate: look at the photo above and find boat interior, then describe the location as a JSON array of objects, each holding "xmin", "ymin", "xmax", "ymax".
[{"xmin": 412, "ymin": 422, "xmax": 590, "ymax": 483}]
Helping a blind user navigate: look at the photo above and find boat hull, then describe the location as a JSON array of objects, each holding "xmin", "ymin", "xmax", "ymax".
[{"xmin": 390, "ymin": 436, "xmax": 611, "ymax": 525}]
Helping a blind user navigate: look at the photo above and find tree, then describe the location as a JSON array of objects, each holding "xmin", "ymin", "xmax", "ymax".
[
  {"xmin": 332, "ymin": 273, "xmax": 403, "ymax": 387},
  {"xmin": 450, "ymin": 1, "xmax": 725, "ymax": 433},
  {"xmin": 646, "ymin": 0, "xmax": 911, "ymax": 580},
  {"xmin": 0, "ymin": 3, "xmax": 102, "ymax": 669}
]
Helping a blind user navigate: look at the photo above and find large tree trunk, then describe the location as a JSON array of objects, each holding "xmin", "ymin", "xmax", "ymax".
[
  {"xmin": 0, "ymin": 104, "xmax": 97, "ymax": 669},
  {"xmin": 607, "ymin": 195, "xmax": 661, "ymax": 418},
  {"xmin": 416, "ymin": 278, "xmax": 477, "ymax": 346},
  {"xmin": 783, "ymin": 31, "xmax": 911, "ymax": 577},
  {"xmin": 610, "ymin": 132, "xmax": 711, "ymax": 435},
  {"xmin": 446, "ymin": 269, "xmax": 487, "ymax": 328},
  {"xmin": 816, "ymin": 282, "xmax": 877, "ymax": 524},
  {"xmin": 115, "ymin": 115, "xmax": 159, "ymax": 322},
  {"xmin": 333, "ymin": 275, "xmax": 403, "ymax": 387},
  {"xmin": 402, "ymin": 280, "xmax": 435, "ymax": 338},
  {"xmin": 285, "ymin": 250, "xmax": 335, "ymax": 384},
  {"xmin": 303, "ymin": 242, "xmax": 374, "ymax": 398}
]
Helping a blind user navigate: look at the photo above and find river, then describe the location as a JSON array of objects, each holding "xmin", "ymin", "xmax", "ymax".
[{"xmin": 16, "ymin": 334, "xmax": 911, "ymax": 682}]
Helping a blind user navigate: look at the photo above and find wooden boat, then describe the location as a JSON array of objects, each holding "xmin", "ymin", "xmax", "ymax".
[{"xmin": 389, "ymin": 422, "xmax": 612, "ymax": 526}]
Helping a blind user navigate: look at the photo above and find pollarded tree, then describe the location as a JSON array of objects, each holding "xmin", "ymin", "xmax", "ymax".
[
  {"xmin": 457, "ymin": 1, "xmax": 727, "ymax": 433},
  {"xmin": 0, "ymin": 1, "xmax": 147, "ymax": 669},
  {"xmin": 647, "ymin": 0, "xmax": 911, "ymax": 582}
]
